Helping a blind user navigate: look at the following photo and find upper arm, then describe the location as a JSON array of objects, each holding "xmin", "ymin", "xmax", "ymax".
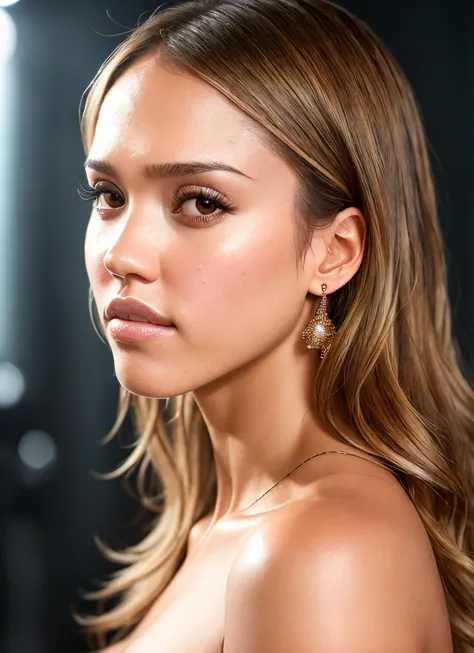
[{"xmin": 223, "ymin": 499, "xmax": 433, "ymax": 653}]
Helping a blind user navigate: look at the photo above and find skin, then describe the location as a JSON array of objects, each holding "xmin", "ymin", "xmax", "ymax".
[
  {"xmin": 84, "ymin": 50, "xmax": 366, "ymax": 522},
  {"xmin": 84, "ymin": 51, "xmax": 453, "ymax": 652}
]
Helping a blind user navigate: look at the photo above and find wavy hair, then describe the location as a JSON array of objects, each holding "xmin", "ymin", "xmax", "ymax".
[{"xmin": 74, "ymin": 1, "xmax": 474, "ymax": 651}]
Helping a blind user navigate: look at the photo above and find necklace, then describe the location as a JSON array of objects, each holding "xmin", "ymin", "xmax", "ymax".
[{"xmin": 236, "ymin": 449, "xmax": 388, "ymax": 513}]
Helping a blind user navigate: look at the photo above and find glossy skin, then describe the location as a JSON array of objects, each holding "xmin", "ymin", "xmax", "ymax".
[
  {"xmin": 100, "ymin": 456, "xmax": 453, "ymax": 653},
  {"xmin": 84, "ymin": 52, "xmax": 453, "ymax": 652}
]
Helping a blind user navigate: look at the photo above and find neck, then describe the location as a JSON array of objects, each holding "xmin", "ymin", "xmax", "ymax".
[{"xmin": 192, "ymin": 335, "xmax": 340, "ymax": 523}]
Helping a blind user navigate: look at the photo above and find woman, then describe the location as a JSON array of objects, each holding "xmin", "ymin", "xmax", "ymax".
[{"xmin": 74, "ymin": 0, "xmax": 474, "ymax": 651}]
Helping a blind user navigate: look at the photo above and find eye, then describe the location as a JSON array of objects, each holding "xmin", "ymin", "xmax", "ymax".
[
  {"xmin": 173, "ymin": 186, "xmax": 236, "ymax": 224},
  {"xmin": 77, "ymin": 182, "xmax": 124, "ymax": 210},
  {"xmin": 77, "ymin": 181, "xmax": 237, "ymax": 223}
]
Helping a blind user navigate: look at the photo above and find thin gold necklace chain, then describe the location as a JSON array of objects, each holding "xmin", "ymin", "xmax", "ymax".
[{"xmin": 237, "ymin": 449, "xmax": 389, "ymax": 513}]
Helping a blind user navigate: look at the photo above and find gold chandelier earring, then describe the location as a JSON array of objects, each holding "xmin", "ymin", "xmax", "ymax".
[{"xmin": 301, "ymin": 283, "xmax": 337, "ymax": 359}]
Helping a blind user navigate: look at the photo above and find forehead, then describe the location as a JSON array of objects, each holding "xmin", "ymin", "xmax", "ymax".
[{"xmin": 91, "ymin": 53, "xmax": 268, "ymax": 165}]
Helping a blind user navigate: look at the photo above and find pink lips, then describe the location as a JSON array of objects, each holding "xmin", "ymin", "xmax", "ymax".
[
  {"xmin": 108, "ymin": 318, "xmax": 176, "ymax": 343},
  {"xmin": 105, "ymin": 296, "xmax": 176, "ymax": 343},
  {"xmin": 105, "ymin": 296, "xmax": 174, "ymax": 326}
]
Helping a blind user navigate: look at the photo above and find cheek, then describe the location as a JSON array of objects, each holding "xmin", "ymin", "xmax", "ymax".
[
  {"xmin": 175, "ymin": 220, "xmax": 298, "ymax": 333},
  {"xmin": 84, "ymin": 220, "xmax": 108, "ymax": 290}
]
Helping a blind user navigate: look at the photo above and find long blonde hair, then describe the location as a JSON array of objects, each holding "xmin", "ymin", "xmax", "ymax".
[{"xmin": 74, "ymin": 0, "xmax": 474, "ymax": 650}]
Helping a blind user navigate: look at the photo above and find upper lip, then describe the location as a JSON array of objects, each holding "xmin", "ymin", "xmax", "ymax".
[{"xmin": 105, "ymin": 297, "xmax": 174, "ymax": 326}]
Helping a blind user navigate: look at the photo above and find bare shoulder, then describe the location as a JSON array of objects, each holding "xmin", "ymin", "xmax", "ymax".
[{"xmin": 223, "ymin": 472, "xmax": 453, "ymax": 653}]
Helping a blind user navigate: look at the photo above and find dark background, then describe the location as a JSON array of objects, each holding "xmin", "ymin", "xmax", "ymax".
[{"xmin": 0, "ymin": 0, "xmax": 472, "ymax": 651}]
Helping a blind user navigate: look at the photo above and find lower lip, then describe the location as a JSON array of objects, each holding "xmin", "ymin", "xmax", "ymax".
[{"xmin": 108, "ymin": 318, "xmax": 177, "ymax": 343}]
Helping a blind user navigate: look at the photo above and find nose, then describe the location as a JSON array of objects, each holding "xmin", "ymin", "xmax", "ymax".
[
  {"xmin": 103, "ymin": 258, "xmax": 125, "ymax": 280},
  {"xmin": 103, "ymin": 218, "xmax": 162, "ymax": 283}
]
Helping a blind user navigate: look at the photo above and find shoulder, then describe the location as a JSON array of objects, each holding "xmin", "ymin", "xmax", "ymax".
[{"xmin": 223, "ymin": 474, "xmax": 451, "ymax": 653}]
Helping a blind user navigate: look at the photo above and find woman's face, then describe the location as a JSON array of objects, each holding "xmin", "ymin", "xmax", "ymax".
[{"xmin": 84, "ymin": 52, "xmax": 319, "ymax": 398}]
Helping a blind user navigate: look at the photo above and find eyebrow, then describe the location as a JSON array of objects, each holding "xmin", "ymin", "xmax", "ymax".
[{"xmin": 83, "ymin": 158, "xmax": 254, "ymax": 181}]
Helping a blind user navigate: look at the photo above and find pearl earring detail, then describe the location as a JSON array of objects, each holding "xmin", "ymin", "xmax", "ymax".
[{"xmin": 301, "ymin": 283, "xmax": 337, "ymax": 359}]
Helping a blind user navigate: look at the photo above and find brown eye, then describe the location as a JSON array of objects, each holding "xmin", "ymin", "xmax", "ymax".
[
  {"xmin": 194, "ymin": 197, "xmax": 218, "ymax": 215},
  {"xmin": 98, "ymin": 191, "xmax": 124, "ymax": 210}
]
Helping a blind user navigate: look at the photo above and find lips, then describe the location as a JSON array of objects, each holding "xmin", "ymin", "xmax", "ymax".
[{"xmin": 105, "ymin": 297, "xmax": 174, "ymax": 326}]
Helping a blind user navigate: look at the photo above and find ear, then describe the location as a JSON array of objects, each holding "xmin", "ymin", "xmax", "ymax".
[{"xmin": 306, "ymin": 206, "xmax": 366, "ymax": 296}]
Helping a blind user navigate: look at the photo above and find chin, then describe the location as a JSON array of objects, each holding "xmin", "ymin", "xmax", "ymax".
[
  {"xmin": 109, "ymin": 346, "xmax": 235, "ymax": 399},
  {"xmin": 116, "ymin": 376, "xmax": 185, "ymax": 399},
  {"xmin": 113, "ymin": 365, "xmax": 196, "ymax": 400}
]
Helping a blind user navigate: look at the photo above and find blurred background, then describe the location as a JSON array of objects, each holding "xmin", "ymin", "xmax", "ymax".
[{"xmin": 0, "ymin": 0, "xmax": 472, "ymax": 651}]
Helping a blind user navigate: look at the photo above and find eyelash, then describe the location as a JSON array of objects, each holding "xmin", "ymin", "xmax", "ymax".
[{"xmin": 77, "ymin": 182, "xmax": 236, "ymax": 224}]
